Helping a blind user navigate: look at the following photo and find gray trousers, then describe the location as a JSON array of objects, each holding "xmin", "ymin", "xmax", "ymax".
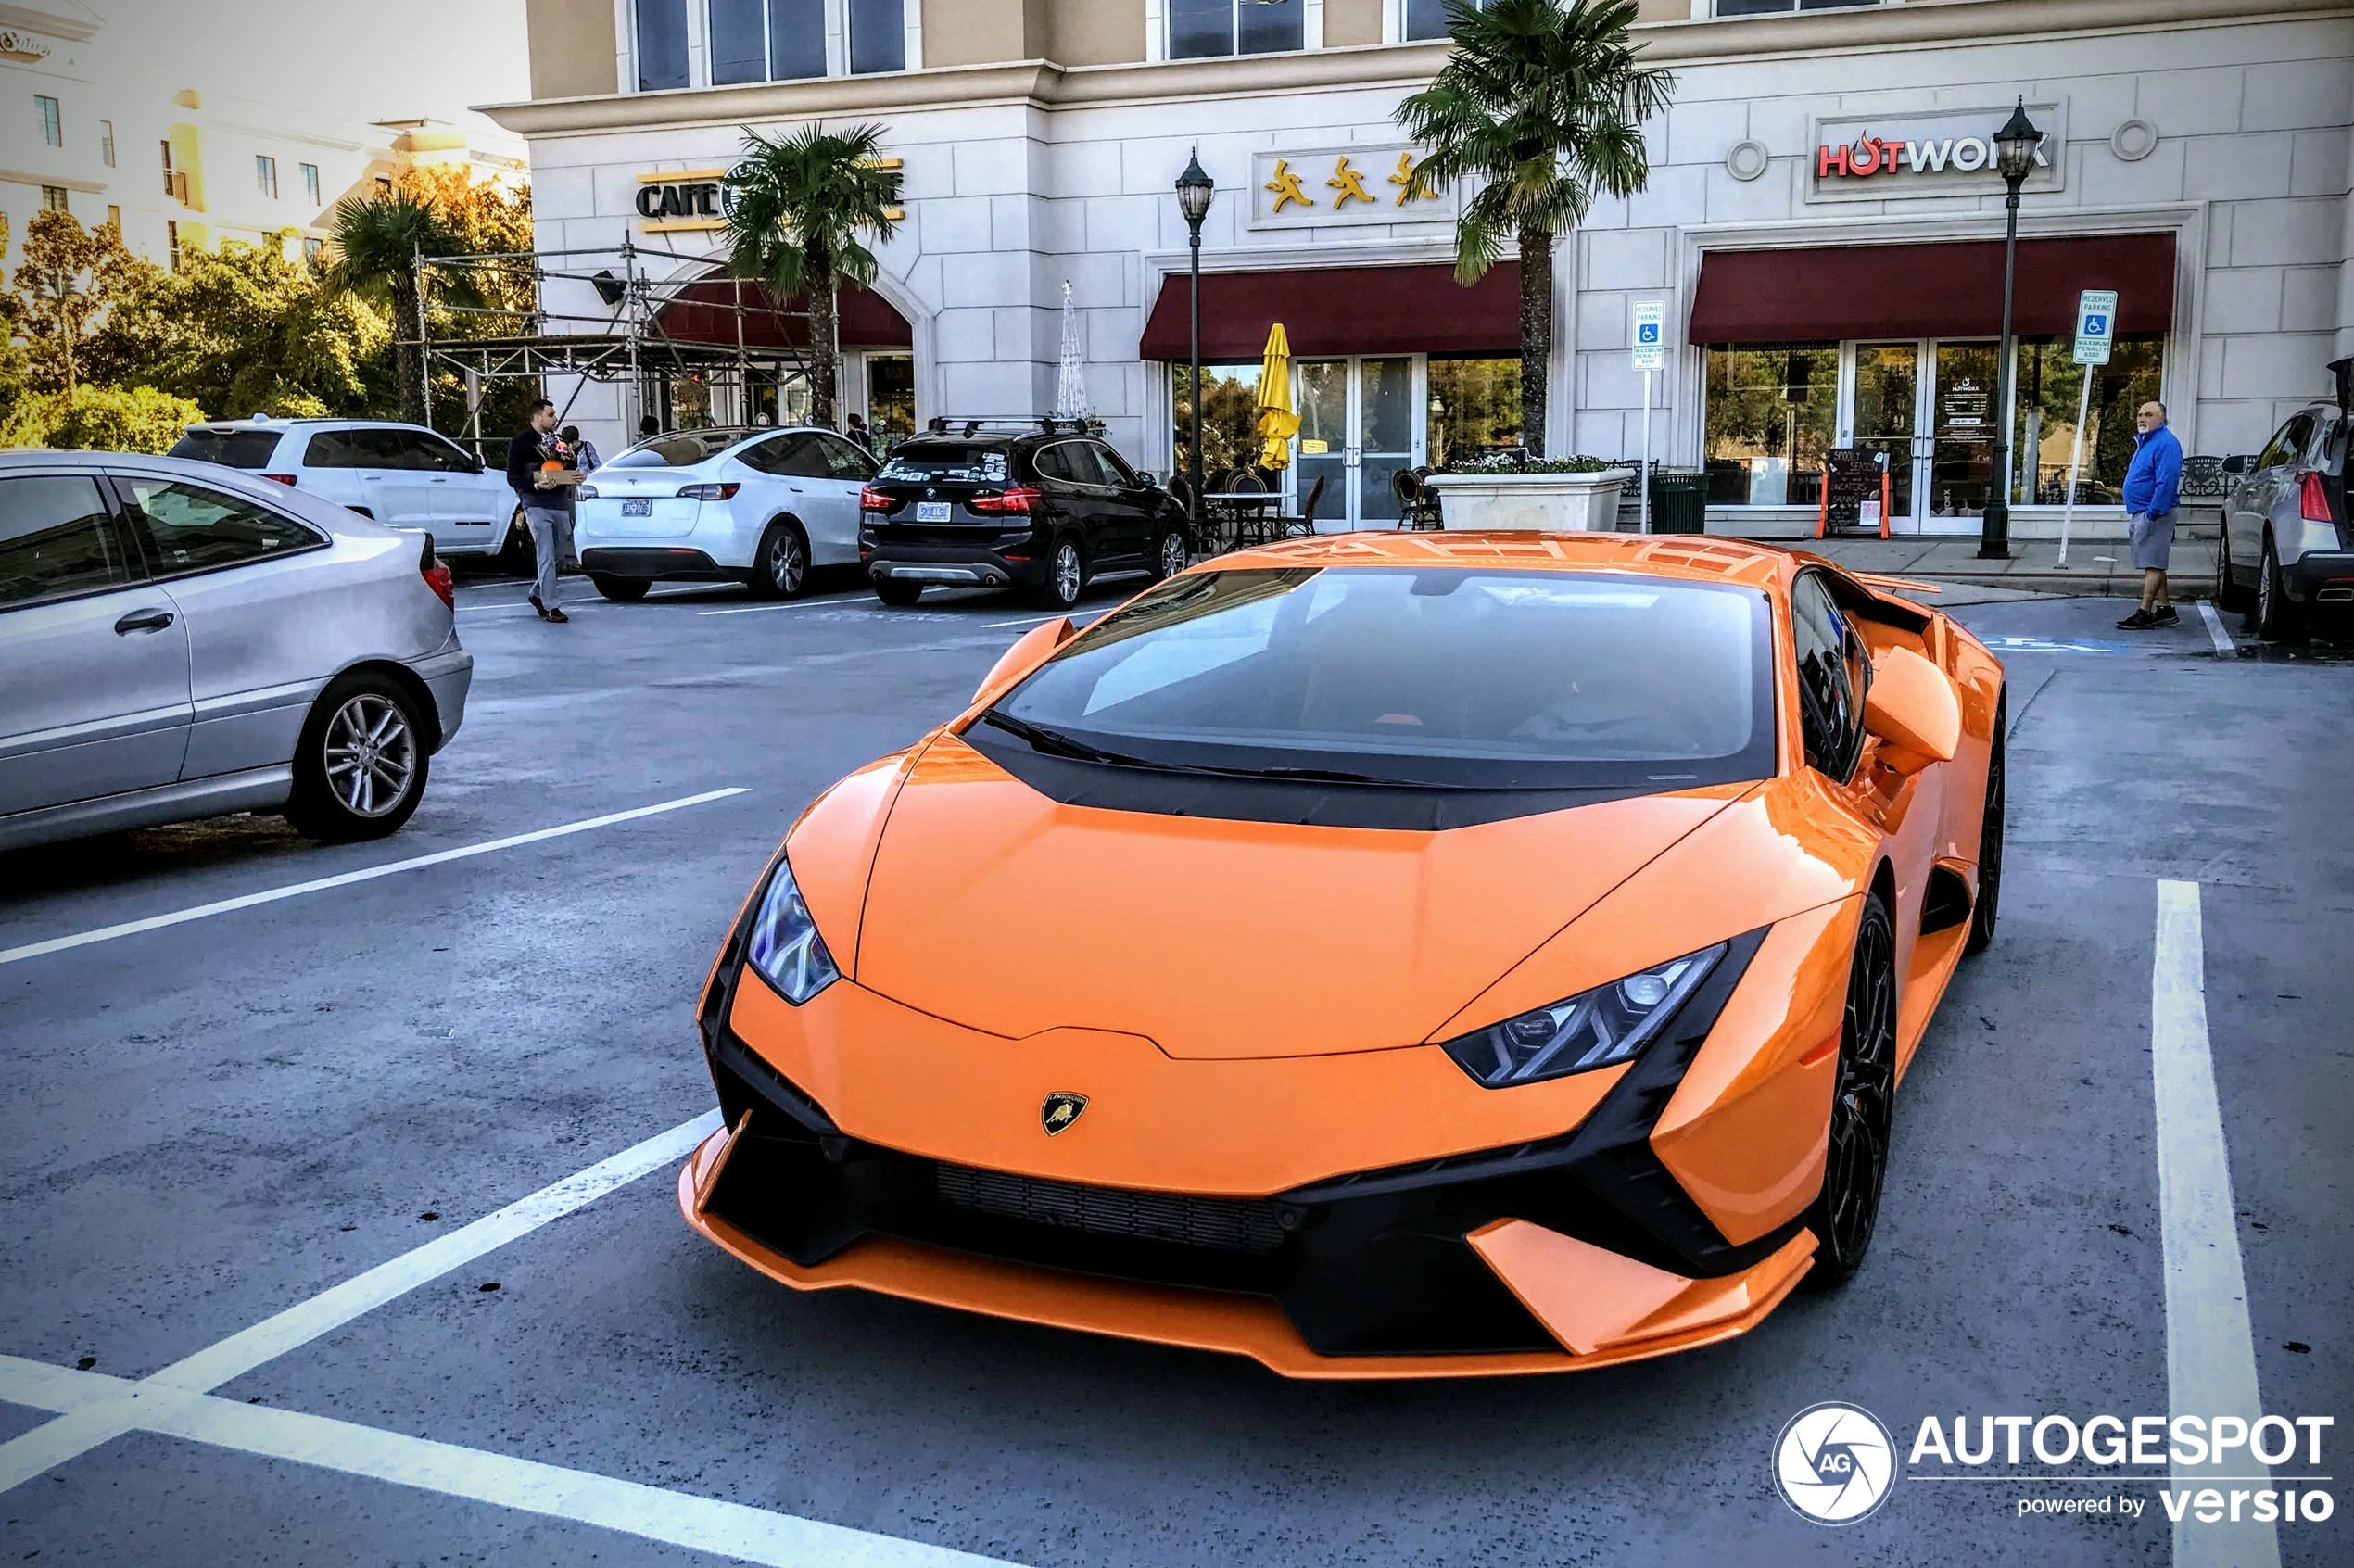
[{"xmin": 524, "ymin": 506, "xmax": 573, "ymax": 605}]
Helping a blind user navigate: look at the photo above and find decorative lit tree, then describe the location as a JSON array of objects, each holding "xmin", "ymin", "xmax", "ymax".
[{"xmin": 1398, "ymin": 0, "xmax": 1672, "ymax": 457}]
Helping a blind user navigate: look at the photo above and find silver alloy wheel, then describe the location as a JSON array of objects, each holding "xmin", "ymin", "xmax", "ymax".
[
  {"xmin": 1159, "ymin": 532, "xmax": 1189, "ymax": 578},
  {"xmin": 2258, "ymin": 537, "xmax": 2278, "ymax": 626},
  {"xmin": 1054, "ymin": 540, "xmax": 1082, "ymax": 603},
  {"xmin": 323, "ymin": 694, "xmax": 417, "ymax": 818},
  {"xmin": 767, "ymin": 530, "xmax": 806, "ymax": 595}
]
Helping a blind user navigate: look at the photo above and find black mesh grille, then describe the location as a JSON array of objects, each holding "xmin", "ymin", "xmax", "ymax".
[{"xmin": 935, "ymin": 1164, "xmax": 1287, "ymax": 1255}]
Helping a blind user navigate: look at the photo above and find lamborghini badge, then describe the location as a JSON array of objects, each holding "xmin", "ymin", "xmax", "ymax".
[{"xmin": 1041, "ymin": 1093, "xmax": 1088, "ymax": 1135}]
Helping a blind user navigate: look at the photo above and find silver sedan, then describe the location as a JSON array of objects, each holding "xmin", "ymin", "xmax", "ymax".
[
  {"xmin": 0, "ymin": 451, "xmax": 474, "ymax": 851},
  {"xmin": 2216, "ymin": 358, "xmax": 2352, "ymax": 640}
]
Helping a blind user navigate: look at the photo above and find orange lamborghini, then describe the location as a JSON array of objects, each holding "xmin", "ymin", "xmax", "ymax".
[{"xmin": 679, "ymin": 532, "xmax": 2005, "ymax": 1377}]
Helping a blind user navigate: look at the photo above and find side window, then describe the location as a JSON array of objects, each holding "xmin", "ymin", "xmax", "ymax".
[
  {"xmin": 737, "ymin": 436, "xmax": 792, "ymax": 474},
  {"xmin": 2282, "ymin": 414, "xmax": 2317, "ymax": 470},
  {"xmin": 1790, "ymin": 574, "xmax": 1865, "ymax": 781},
  {"xmin": 1092, "ymin": 443, "xmax": 1141, "ymax": 488},
  {"xmin": 1063, "ymin": 444, "xmax": 1117, "ymax": 488},
  {"xmin": 2258, "ymin": 418, "xmax": 2305, "ymax": 473},
  {"xmin": 384, "ymin": 431, "xmax": 448, "ymax": 471},
  {"xmin": 303, "ymin": 429, "xmax": 369, "ymax": 468},
  {"xmin": 0, "ymin": 475, "xmax": 133, "ymax": 608},
  {"xmin": 815, "ymin": 433, "xmax": 876, "ymax": 480},
  {"xmin": 1031, "ymin": 443, "xmax": 1076, "ymax": 485},
  {"xmin": 416, "ymin": 432, "xmax": 476, "ymax": 473},
  {"xmin": 774, "ymin": 434, "xmax": 832, "ymax": 479},
  {"xmin": 120, "ymin": 478, "xmax": 322, "ymax": 575}
]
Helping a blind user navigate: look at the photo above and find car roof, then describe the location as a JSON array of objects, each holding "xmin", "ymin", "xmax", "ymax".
[
  {"xmin": 0, "ymin": 449, "xmax": 397, "ymax": 538},
  {"xmin": 180, "ymin": 418, "xmax": 434, "ymax": 431}
]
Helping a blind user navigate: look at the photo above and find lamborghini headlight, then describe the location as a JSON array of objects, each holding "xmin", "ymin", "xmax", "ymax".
[
  {"xmin": 742, "ymin": 854, "xmax": 840, "ymax": 1005},
  {"xmin": 1441, "ymin": 942, "xmax": 1728, "ymax": 1088}
]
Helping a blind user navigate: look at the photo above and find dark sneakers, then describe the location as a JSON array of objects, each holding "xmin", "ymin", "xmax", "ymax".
[
  {"xmin": 2116, "ymin": 605, "xmax": 2181, "ymax": 630},
  {"xmin": 2152, "ymin": 604, "xmax": 2180, "ymax": 626}
]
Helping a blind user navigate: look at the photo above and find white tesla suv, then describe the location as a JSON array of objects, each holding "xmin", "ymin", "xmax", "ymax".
[{"xmin": 572, "ymin": 426, "xmax": 879, "ymax": 600}]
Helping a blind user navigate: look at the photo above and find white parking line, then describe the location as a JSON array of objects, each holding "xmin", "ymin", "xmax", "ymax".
[
  {"xmin": 2196, "ymin": 601, "xmax": 2237, "ymax": 655},
  {"xmin": 2152, "ymin": 880, "xmax": 2280, "ymax": 1568},
  {"xmin": 0, "ymin": 1356, "xmax": 1017, "ymax": 1567},
  {"xmin": 0, "ymin": 1110, "xmax": 721, "ymax": 1495},
  {"xmin": 0, "ymin": 789, "xmax": 750, "ymax": 967},
  {"xmin": 697, "ymin": 597, "xmax": 874, "ymax": 617}
]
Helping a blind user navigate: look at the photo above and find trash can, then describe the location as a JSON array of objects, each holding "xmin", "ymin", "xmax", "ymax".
[{"xmin": 1647, "ymin": 468, "xmax": 1709, "ymax": 535}]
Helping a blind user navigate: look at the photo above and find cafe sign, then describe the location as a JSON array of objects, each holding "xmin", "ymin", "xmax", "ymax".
[
  {"xmin": 1805, "ymin": 101, "xmax": 2066, "ymax": 205},
  {"xmin": 1246, "ymin": 144, "xmax": 1462, "ymax": 232},
  {"xmin": 636, "ymin": 169, "xmax": 734, "ymax": 232}
]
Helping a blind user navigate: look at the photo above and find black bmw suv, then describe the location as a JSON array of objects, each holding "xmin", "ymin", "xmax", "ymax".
[{"xmin": 858, "ymin": 419, "xmax": 1192, "ymax": 608}]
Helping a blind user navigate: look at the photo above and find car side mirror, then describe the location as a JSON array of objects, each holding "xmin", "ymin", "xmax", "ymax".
[
  {"xmin": 1860, "ymin": 644, "xmax": 1960, "ymax": 775},
  {"xmin": 2221, "ymin": 454, "xmax": 2251, "ymax": 476},
  {"xmin": 971, "ymin": 616, "xmax": 1076, "ymax": 706}
]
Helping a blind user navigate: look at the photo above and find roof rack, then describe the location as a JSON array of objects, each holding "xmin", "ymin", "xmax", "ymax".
[{"xmin": 922, "ymin": 415, "xmax": 1091, "ymax": 437}]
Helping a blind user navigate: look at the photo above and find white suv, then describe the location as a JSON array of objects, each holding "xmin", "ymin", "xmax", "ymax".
[
  {"xmin": 572, "ymin": 425, "xmax": 878, "ymax": 600},
  {"xmin": 169, "ymin": 419, "xmax": 518, "ymax": 558}
]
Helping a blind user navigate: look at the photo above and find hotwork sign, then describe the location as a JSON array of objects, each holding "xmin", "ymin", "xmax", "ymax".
[
  {"xmin": 1805, "ymin": 101, "xmax": 2067, "ymax": 204},
  {"xmin": 2073, "ymin": 290, "xmax": 2118, "ymax": 366}
]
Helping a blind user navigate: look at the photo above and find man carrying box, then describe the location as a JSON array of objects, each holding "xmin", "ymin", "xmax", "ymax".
[{"xmin": 506, "ymin": 398, "xmax": 580, "ymax": 623}]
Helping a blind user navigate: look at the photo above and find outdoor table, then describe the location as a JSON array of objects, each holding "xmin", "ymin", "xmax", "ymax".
[{"xmin": 1200, "ymin": 491, "xmax": 1284, "ymax": 550}]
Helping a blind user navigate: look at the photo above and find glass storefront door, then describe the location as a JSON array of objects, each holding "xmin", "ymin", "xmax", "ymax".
[
  {"xmin": 1289, "ymin": 356, "xmax": 1423, "ymax": 529},
  {"xmin": 1851, "ymin": 343, "xmax": 1917, "ymax": 522},
  {"xmin": 1926, "ymin": 341, "xmax": 1997, "ymax": 521}
]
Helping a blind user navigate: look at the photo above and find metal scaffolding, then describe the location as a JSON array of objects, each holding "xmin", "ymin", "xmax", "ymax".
[{"xmin": 408, "ymin": 238, "xmax": 816, "ymax": 449}]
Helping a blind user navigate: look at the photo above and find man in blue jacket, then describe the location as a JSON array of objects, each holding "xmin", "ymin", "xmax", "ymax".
[{"xmin": 2117, "ymin": 399, "xmax": 2183, "ymax": 629}]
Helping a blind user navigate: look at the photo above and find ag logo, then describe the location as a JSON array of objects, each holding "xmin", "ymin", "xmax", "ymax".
[
  {"xmin": 1041, "ymin": 1093, "xmax": 1088, "ymax": 1135},
  {"xmin": 1773, "ymin": 1402, "xmax": 1895, "ymax": 1525}
]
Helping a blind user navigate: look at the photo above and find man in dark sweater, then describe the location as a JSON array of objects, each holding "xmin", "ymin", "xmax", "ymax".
[{"xmin": 505, "ymin": 398, "xmax": 576, "ymax": 622}]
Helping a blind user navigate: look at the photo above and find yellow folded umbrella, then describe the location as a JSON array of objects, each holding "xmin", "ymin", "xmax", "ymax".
[{"xmin": 1256, "ymin": 322, "xmax": 1298, "ymax": 471}]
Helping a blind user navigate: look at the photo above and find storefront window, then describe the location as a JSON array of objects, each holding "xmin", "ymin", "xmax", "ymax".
[
  {"xmin": 1171, "ymin": 362, "xmax": 1265, "ymax": 482},
  {"xmin": 637, "ymin": 0, "xmax": 690, "ymax": 91},
  {"xmin": 1171, "ymin": 0, "xmax": 1303, "ymax": 58},
  {"xmin": 867, "ymin": 353, "xmax": 915, "ymax": 451},
  {"xmin": 2009, "ymin": 335, "xmax": 2165, "ymax": 506},
  {"xmin": 1426, "ymin": 357, "xmax": 1520, "ymax": 469},
  {"xmin": 1702, "ymin": 345, "xmax": 1837, "ymax": 506},
  {"xmin": 1406, "ymin": 0, "xmax": 1487, "ymax": 39}
]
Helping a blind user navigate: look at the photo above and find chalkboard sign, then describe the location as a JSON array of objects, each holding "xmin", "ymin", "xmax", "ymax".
[{"xmin": 1816, "ymin": 447, "xmax": 1892, "ymax": 538}]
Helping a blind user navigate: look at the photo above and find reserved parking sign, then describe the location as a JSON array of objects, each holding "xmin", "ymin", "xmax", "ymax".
[{"xmin": 2073, "ymin": 290, "xmax": 2118, "ymax": 366}]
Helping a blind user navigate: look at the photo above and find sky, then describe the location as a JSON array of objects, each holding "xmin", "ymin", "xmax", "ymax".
[{"xmin": 93, "ymin": 0, "xmax": 532, "ymax": 133}]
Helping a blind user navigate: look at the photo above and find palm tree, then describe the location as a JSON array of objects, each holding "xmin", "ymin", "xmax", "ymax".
[
  {"xmin": 326, "ymin": 190, "xmax": 462, "ymax": 426},
  {"xmin": 1398, "ymin": 0, "xmax": 1672, "ymax": 458},
  {"xmin": 722, "ymin": 122, "xmax": 902, "ymax": 430}
]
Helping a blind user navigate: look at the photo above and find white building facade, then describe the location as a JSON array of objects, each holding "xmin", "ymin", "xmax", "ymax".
[{"xmin": 491, "ymin": 0, "xmax": 2354, "ymax": 534}]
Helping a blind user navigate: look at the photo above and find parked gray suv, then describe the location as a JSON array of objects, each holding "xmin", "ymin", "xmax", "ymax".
[
  {"xmin": 2217, "ymin": 357, "xmax": 2352, "ymax": 639},
  {"xmin": 0, "ymin": 452, "xmax": 474, "ymax": 851}
]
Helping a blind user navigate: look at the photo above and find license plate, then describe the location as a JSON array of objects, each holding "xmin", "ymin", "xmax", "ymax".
[
  {"xmin": 622, "ymin": 499, "xmax": 652, "ymax": 516},
  {"xmin": 916, "ymin": 501, "xmax": 952, "ymax": 522}
]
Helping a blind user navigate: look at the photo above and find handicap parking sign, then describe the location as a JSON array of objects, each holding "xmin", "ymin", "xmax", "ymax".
[
  {"xmin": 1631, "ymin": 299, "xmax": 1667, "ymax": 370},
  {"xmin": 2073, "ymin": 290, "xmax": 2118, "ymax": 365}
]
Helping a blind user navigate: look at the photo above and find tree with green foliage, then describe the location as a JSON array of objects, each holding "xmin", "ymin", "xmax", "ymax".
[
  {"xmin": 1397, "ymin": 0, "xmax": 1672, "ymax": 457},
  {"xmin": 325, "ymin": 190, "xmax": 467, "ymax": 425},
  {"xmin": 10, "ymin": 209, "xmax": 158, "ymax": 394},
  {"xmin": 84, "ymin": 233, "xmax": 390, "ymax": 419},
  {"xmin": 722, "ymin": 122, "xmax": 901, "ymax": 430},
  {"xmin": 0, "ymin": 383, "xmax": 205, "ymax": 452}
]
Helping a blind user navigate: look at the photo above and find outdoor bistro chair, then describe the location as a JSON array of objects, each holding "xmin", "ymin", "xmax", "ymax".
[
  {"xmin": 1280, "ymin": 473, "xmax": 1326, "ymax": 537},
  {"xmin": 1394, "ymin": 466, "xmax": 1443, "ymax": 530}
]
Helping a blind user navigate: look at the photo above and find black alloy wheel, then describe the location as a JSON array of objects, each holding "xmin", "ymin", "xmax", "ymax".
[
  {"xmin": 1802, "ymin": 890, "xmax": 1897, "ymax": 1290},
  {"xmin": 2253, "ymin": 534, "xmax": 2304, "ymax": 642},
  {"xmin": 590, "ymin": 574, "xmax": 650, "ymax": 601},
  {"xmin": 873, "ymin": 578, "xmax": 925, "ymax": 606},
  {"xmin": 1152, "ymin": 527, "xmax": 1190, "ymax": 582},
  {"xmin": 1031, "ymin": 537, "xmax": 1083, "ymax": 610},
  {"xmin": 1965, "ymin": 700, "xmax": 2004, "ymax": 955},
  {"xmin": 754, "ymin": 524, "xmax": 809, "ymax": 600}
]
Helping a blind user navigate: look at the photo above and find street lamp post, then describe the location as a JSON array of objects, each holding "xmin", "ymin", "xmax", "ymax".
[
  {"xmin": 1979, "ymin": 97, "xmax": 2044, "ymax": 561},
  {"xmin": 1174, "ymin": 150, "xmax": 1215, "ymax": 527}
]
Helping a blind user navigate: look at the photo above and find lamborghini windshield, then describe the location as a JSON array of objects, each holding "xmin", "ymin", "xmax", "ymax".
[{"xmin": 981, "ymin": 567, "xmax": 1776, "ymax": 792}]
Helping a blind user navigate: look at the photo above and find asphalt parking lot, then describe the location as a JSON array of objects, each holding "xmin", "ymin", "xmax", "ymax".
[{"xmin": 1, "ymin": 565, "xmax": 2348, "ymax": 1567}]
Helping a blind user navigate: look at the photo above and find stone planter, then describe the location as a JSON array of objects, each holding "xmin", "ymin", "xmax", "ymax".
[{"xmin": 1424, "ymin": 469, "xmax": 1636, "ymax": 533}]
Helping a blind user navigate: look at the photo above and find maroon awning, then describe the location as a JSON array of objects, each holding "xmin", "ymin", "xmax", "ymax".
[
  {"xmin": 1138, "ymin": 260, "xmax": 1523, "ymax": 360},
  {"xmin": 1688, "ymin": 234, "xmax": 2176, "ymax": 344},
  {"xmin": 654, "ymin": 275, "xmax": 912, "ymax": 349}
]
